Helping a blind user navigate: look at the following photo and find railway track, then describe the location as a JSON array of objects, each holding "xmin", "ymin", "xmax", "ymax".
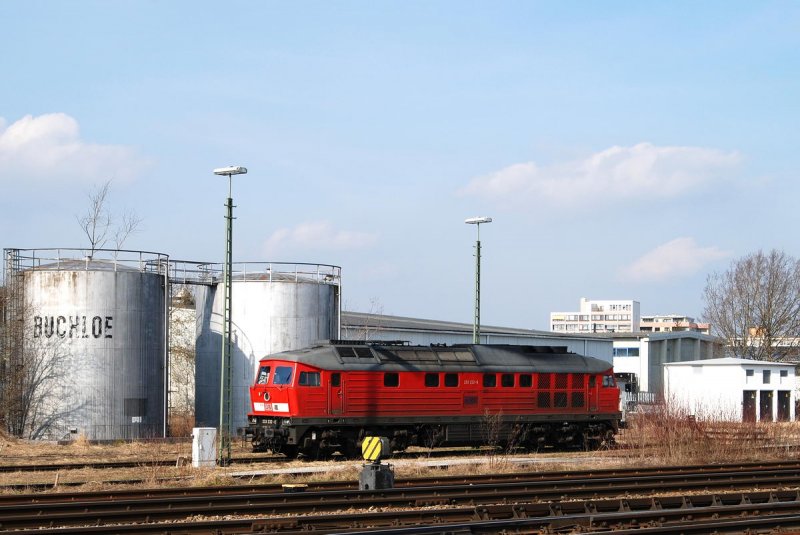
[
  {"xmin": 1, "ymin": 459, "xmax": 798, "ymax": 504},
  {"xmin": 0, "ymin": 446, "xmax": 514, "ymax": 474},
  {"xmin": 3, "ymin": 461, "xmax": 800, "ymax": 532}
]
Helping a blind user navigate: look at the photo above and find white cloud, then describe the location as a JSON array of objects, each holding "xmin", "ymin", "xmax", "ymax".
[
  {"xmin": 263, "ymin": 221, "xmax": 378, "ymax": 256},
  {"xmin": 0, "ymin": 113, "xmax": 149, "ymax": 184},
  {"xmin": 623, "ymin": 237, "xmax": 730, "ymax": 283},
  {"xmin": 460, "ymin": 142, "xmax": 741, "ymax": 207}
]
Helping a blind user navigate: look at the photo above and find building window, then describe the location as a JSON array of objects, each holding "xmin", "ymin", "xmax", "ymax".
[{"xmin": 763, "ymin": 370, "xmax": 771, "ymax": 384}]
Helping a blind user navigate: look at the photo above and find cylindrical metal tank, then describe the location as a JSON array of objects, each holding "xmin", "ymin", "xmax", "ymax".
[
  {"xmin": 193, "ymin": 263, "xmax": 341, "ymax": 433},
  {"xmin": 6, "ymin": 248, "xmax": 168, "ymax": 441}
]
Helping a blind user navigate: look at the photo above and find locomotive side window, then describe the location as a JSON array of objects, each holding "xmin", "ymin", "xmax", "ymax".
[
  {"xmin": 444, "ymin": 373, "xmax": 458, "ymax": 387},
  {"xmin": 273, "ymin": 366, "xmax": 293, "ymax": 385},
  {"xmin": 425, "ymin": 373, "xmax": 440, "ymax": 387},
  {"xmin": 538, "ymin": 373, "xmax": 551, "ymax": 389},
  {"xmin": 299, "ymin": 371, "xmax": 321, "ymax": 386},
  {"xmin": 483, "ymin": 374, "xmax": 496, "ymax": 387},
  {"xmin": 555, "ymin": 373, "xmax": 568, "ymax": 389},
  {"xmin": 256, "ymin": 366, "xmax": 270, "ymax": 384},
  {"xmin": 331, "ymin": 373, "xmax": 341, "ymax": 387},
  {"xmin": 384, "ymin": 373, "xmax": 399, "ymax": 387},
  {"xmin": 501, "ymin": 374, "xmax": 514, "ymax": 387},
  {"xmin": 519, "ymin": 374, "xmax": 532, "ymax": 387}
]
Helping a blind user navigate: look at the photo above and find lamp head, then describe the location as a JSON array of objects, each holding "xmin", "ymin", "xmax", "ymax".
[
  {"xmin": 213, "ymin": 166, "xmax": 248, "ymax": 176},
  {"xmin": 465, "ymin": 216, "xmax": 492, "ymax": 225}
]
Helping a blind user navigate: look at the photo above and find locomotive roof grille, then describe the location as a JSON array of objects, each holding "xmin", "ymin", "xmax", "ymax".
[
  {"xmin": 261, "ymin": 341, "xmax": 611, "ymax": 374},
  {"xmin": 335, "ymin": 346, "xmax": 375, "ymax": 360}
]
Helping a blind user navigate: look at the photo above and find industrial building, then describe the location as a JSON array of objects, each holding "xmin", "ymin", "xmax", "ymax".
[
  {"xmin": 3, "ymin": 248, "xmax": 169, "ymax": 441},
  {"xmin": 611, "ymin": 331, "xmax": 723, "ymax": 394},
  {"xmin": 664, "ymin": 358, "xmax": 796, "ymax": 422},
  {"xmin": 181, "ymin": 261, "xmax": 341, "ymax": 434},
  {"xmin": 341, "ymin": 311, "xmax": 613, "ymax": 364}
]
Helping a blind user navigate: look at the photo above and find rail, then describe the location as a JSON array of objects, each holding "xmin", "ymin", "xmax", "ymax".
[{"xmin": 6, "ymin": 462, "xmax": 800, "ymax": 532}]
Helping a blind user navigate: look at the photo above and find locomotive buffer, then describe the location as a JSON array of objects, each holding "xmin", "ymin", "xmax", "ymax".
[{"xmin": 359, "ymin": 436, "xmax": 394, "ymax": 490}]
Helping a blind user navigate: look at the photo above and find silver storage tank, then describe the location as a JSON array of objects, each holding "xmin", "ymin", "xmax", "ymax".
[
  {"xmin": 7, "ymin": 249, "xmax": 168, "ymax": 441},
  {"xmin": 194, "ymin": 263, "xmax": 341, "ymax": 432}
]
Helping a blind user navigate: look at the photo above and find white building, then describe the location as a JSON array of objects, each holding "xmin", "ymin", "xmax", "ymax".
[
  {"xmin": 550, "ymin": 298, "xmax": 640, "ymax": 334},
  {"xmin": 664, "ymin": 358, "xmax": 795, "ymax": 422}
]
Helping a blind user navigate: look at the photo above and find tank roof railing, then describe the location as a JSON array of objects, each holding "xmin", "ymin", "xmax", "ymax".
[
  {"xmin": 4, "ymin": 248, "xmax": 170, "ymax": 275},
  {"xmin": 169, "ymin": 260, "xmax": 341, "ymax": 286}
]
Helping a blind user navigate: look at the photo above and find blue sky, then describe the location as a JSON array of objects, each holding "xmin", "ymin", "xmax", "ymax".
[{"xmin": 1, "ymin": 1, "xmax": 798, "ymax": 329}]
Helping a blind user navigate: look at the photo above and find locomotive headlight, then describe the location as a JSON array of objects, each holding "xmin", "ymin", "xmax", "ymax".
[{"xmin": 263, "ymin": 392, "xmax": 270, "ymax": 401}]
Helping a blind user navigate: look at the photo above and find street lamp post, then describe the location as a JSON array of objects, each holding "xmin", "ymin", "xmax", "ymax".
[
  {"xmin": 213, "ymin": 165, "xmax": 247, "ymax": 466},
  {"xmin": 465, "ymin": 216, "xmax": 492, "ymax": 344}
]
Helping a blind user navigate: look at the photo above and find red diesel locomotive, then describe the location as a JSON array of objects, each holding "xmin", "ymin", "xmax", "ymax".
[{"xmin": 247, "ymin": 341, "xmax": 621, "ymax": 459}]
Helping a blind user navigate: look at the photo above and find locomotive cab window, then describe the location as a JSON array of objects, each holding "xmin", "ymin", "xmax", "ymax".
[
  {"xmin": 425, "ymin": 373, "xmax": 440, "ymax": 387},
  {"xmin": 331, "ymin": 373, "xmax": 341, "ymax": 387},
  {"xmin": 273, "ymin": 366, "xmax": 293, "ymax": 385},
  {"xmin": 256, "ymin": 366, "xmax": 270, "ymax": 385},
  {"xmin": 501, "ymin": 374, "xmax": 514, "ymax": 387},
  {"xmin": 589, "ymin": 376, "xmax": 596, "ymax": 388},
  {"xmin": 384, "ymin": 373, "xmax": 399, "ymax": 387},
  {"xmin": 299, "ymin": 371, "xmax": 321, "ymax": 386},
  {"xmin": 444, "ymin": 373, "xmax": 458, "ymax": 387},
  {"xmin": 483, "ymin": 374, "xmax": 496, "ymax": 387},
  {"xmin": 602, "ymin": 375, "xmax": 615, "ymax": 387},
  {"xmin": 519, "ymin": 374, "xmax": 532, "ymax": 387}
]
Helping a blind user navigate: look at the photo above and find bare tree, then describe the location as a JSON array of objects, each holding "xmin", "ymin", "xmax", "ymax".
[
  {"xmin": 0, "ymin": 291, "xmax": 85, "ymax": 439},
  {"xmin": 77, "ymin": 181, "xmax": 112, "ymax": 256},
  {"xmin": 76, "ymin": 180, "xmax": 141, "ymax": 255},
  {"xmin": 704, "ymin": 249, "xmax": 800, "ymax": 361},
  {"xmin": 113, "ymin": 210, "xmax": 144, "ymax": 250}
]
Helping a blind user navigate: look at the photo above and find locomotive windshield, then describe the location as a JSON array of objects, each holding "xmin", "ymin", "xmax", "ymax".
[
  {"xmin": 256, "ymin": 365, "xmax": 270, "ymax": 384},
  {"xmin": 273, "ymin": 366, "xmax": 293, "ymax": 385}
]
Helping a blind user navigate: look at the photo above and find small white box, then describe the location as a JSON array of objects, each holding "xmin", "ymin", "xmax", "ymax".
[{"xmin": 191, "ymin": 427, "xmax": 217, "ymax": 468}]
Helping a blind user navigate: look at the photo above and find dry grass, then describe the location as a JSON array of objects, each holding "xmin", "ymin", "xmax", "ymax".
[
  {"xmin": 619, "ymin": 401, "xmax": 800, "ymax": 465},
  {"xmin": 3, "ymin": 407, "xmax": 800, "ymax": 494}
]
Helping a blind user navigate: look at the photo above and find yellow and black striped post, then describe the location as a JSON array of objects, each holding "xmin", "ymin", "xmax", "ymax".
[
  {"xmin": 361, "ymin": 436, "xmax": 389, "ymax": 463},
  {"xmin": 359, "ymin": 436, "xmax": 394, "ymax": 490}
]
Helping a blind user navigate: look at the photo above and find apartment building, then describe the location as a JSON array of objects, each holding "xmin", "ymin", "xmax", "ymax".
[
  {"xmin": 550, "ymin": 297, "xmax": 640, "ymax": 334},
  {"xmin": 640, "ymin": 315, "xmax": 710, "ymax": 334}
]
